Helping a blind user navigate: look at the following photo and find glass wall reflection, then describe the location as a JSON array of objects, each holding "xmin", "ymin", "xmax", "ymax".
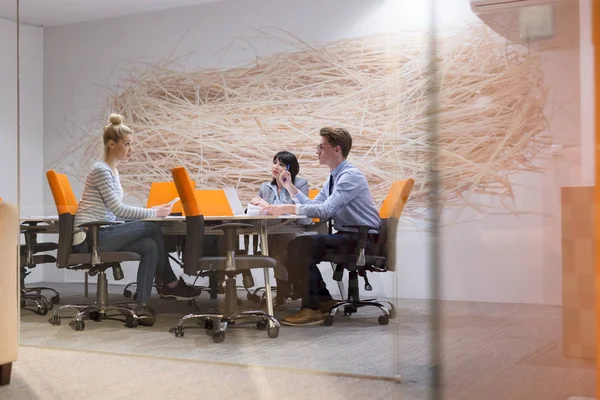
[{"xmin": 11, "ymin": 0, "xmax": 596, "ymax": 398}]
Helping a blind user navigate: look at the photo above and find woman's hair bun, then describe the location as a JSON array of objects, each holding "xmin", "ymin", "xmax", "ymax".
[{"xmin": 108, "ymin": 113, "xmax": 123, "ymax": 125}]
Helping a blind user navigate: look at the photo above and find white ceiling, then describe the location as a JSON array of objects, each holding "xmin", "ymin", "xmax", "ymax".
[{"xmin": 0, "ymin": 0, "xmax": 221, "ymax": 27}]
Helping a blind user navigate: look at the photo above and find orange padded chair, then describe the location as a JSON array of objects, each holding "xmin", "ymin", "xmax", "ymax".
[
  {"xmin": 170, "ymin": 166, "xmax": 280, "ymax": 343},
  {"xmin": 322, "ymin": 178, "xmax": 415, "ymax": 326},
  {"xmin": 46, "ymin": 170, "xmax": 155, "ymax": 330}
]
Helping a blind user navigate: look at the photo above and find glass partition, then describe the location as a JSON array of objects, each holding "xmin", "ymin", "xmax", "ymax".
[{"xmin": 15, "ymin": 0, "xmax": 597, "ymax": 398}]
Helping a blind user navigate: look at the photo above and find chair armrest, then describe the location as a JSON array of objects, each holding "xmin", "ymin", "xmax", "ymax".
[
  {"xmin": 20, "ymin": 225, "xmax": 50, "ymax": 233},
  {"xmin": 20, "ymin": 220, "xmax": 41, "ymax": 226},
  {"xmin": 341, "ymin": 224, "xmax": 378, "ymax": 267},
  {"xmin": 341, "ymin": 224, "xmax": 379, "ymax": 234},
  {"xmin": 78, "ymin": 221, "xmax": 120, "ymax": 265},
  {"xmin": 78, "ymin": 221, "xmax": 122, "ymax": 228}
]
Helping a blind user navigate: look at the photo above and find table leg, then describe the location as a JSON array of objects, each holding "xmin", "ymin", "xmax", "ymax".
[{"xmin": 259, "ymin": 220, "xmax": 275, "ymax": 327}]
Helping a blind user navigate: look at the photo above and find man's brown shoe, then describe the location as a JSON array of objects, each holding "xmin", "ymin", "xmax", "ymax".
[
  {"xmin": 319, "ymin": 299, "xmax": 341, "ymax": 314},
  {"xmin": 280, "ymin": 307, "xmax": 324, "ymax": 326}
]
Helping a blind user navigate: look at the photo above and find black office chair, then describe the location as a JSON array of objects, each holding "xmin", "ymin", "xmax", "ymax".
[
  {"xmin": 321, "ymin": 178, "xmax": 414, "ymax": 326},
  {"xmin": 19, "ymin": 222, "xmax": 59, "ymax": 315},
  {"xmin": 170, "ymin": 166, "xmax": 280, "ymax": 343}
]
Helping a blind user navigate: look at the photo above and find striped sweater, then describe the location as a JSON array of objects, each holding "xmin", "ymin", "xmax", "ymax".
[{"xmin": 73, "ymin": 161, "xmax": 156, "ymax": 245}]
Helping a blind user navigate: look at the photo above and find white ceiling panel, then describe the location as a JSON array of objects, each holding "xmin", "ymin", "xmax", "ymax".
[{"xmin": 0, "ymin": 0, "xmax": 221, "ymax": 27}]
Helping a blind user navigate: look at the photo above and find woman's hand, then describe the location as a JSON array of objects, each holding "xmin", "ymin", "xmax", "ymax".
[
  {"xmin": 279, "ymin": 171, "xmax": 299, "ymax": 196},
  {"xmin": 279, "ymin": 171, "xmax": 292, "ymax": 188},
  {"xmin": 250, "ymin": 196, "xmax": 269, "ymax": 208},
  {"xmin": 154, "ymin": 204, "xmax": 173, "ymax": 218}
]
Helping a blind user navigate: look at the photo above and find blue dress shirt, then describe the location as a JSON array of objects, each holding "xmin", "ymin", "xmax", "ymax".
[{"xmin": 293, "ymin": 160, "xmax": 381, "ymax": 233}]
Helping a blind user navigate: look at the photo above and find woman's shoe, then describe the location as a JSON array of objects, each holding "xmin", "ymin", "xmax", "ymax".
[{"xmin": 158, "ymin": 277, "xmax": 202, "ymax": 300}]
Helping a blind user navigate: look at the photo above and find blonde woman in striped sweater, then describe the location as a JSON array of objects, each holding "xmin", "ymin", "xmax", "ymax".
[{"xmin": 72, "ymin": 114, "xmax": 202, "ymax": 311}]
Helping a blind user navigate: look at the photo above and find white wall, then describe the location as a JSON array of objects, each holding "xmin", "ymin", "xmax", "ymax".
[
  {"xmin": 0, "ymin": 17, "xmax": 18, "ymax": 205},
  {"xmin": 42, "ymin": 0, "xmax": 582, "ymax": 304},
  {"xmin": 1, "ymin": 17, "xmax": 45, "ymax": 283}
]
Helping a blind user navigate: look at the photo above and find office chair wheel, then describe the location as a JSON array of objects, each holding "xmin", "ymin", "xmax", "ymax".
[
  {"xmin": 36, "ymin": 304, "xmax": 48, "ymax": 316},
  {"xmin": 324, "ymin": 316, "xmax": 334, "ymax": 326},
  {"xmin": 89, "ymin": 311, "xmax": 101, "ymax": 321},
  {"xmin": 69, "ymin": 320, "xmax": 85, "ymax": 331},
  {"xmin": 344, "ymin": 306, "xmax": 353, "ymax": 316},
  {"xmin": 123, "ymin": 289, "xmax": 132, "ymax": 298},
  {"xmin": 50, "ymin": 295, "xmax": 60, "ymax": 305},
  {"xmin": 49, "ymin": 315, "xmax": 61, "ymax": 326},
  {"xmin": 267, "ymin": 327, "xmax": 279, "ymax": 339},
  {"xmin": 256, "ymin": 320, "xmax": 268, "ymax": 330},
  {"xmin": 378, "ymin": 315, "xmax": 389, "ymax": 326},
  {"xmin": 205, "ymin": 320, "xmax": 214, "ymax": 330},
  {"xmin": 212, "ymin": 331, "xmax": 225, "ymax": 343},
  {"xmin": 125, "ymin": 316, "xmax": 139, "ymax": 328},
  {"xmin": 138, "ymin": 315, "xmax": 156, "ymax": 327},
  {"xmin": 247, "ymin": 293, "xmax": 261, "ymax": 303},
  {"xmin": 20, "ymin": 299, "xmax": 26, "ymax": 308},
  {"xmin": 172, "ymin": 326, "xmax": 184, "ymax": 337}
]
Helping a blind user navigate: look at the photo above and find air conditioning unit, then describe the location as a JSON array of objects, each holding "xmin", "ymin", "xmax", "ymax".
[{"xmin": 470, "ymin": 0, "xmax": 571, "ymax": 15}]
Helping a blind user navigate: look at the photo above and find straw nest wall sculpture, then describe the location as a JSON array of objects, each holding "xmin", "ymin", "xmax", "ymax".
[{"xmin": 56, "ymin": 23, "xmax": 549, "ymax": 217}]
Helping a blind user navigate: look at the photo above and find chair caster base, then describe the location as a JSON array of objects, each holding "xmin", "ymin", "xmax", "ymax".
[
  {"xmin": 212, "ymin": 331, "xmax": 225, "ymax": 343},
  {"xmin": 267, "ymin": 327, "xmax": 279, "ymax": 338},
  {"xmin": 69, "ymin": 320, "xmax": 85, "ymax": 331}
]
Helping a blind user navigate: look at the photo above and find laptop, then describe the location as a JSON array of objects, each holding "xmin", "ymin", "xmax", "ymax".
[{"xmin": 223, "ymin": 187, "xmax": 245, "ymax": 216}]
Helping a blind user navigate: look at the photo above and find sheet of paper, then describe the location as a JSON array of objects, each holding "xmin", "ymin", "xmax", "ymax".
[{"xmin": 245, "ymin": 203, "xmax": 263, "ymax": 216}]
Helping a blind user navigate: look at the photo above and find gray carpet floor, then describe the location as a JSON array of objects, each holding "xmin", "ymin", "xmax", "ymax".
[
  {"xmin": 18, "ymin": 282, "xmax": 597, "ymax": 399},
  {"xmin": 1, "ymin": 346, "xmax": 400, "ymax": 400}
]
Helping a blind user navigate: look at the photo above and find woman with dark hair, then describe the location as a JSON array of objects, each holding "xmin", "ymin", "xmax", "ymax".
[
  {"xmin": 250, "ymin": 151, "xmax": 309, "ymax": 307},
  {"xmin": 252, "ymin": 151, "xmax": 307, "ymax": 206}
]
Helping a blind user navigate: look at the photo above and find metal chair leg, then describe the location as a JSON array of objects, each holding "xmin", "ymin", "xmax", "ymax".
[{"xmin": 84, "ymin": 271, "xmax": 89, "ymax": 298}]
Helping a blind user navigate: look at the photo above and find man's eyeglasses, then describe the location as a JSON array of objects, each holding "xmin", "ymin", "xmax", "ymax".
[{"xmin": 317, "ymin": 144, "xmax": 337, "ymax": 152}]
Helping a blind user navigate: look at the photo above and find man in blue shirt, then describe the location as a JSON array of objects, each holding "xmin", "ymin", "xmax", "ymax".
[{"xmin": 262, "ymin": 127, "xmax": 381, "ymax": 326}]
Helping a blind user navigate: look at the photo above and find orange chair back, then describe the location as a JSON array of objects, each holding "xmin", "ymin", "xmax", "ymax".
[
  {"xmin": 194, "ymin": 190, "xmax": 233, "ymax": 216},
  {"xmin": 379, "ymin": 179, "xmax": 414, "ymax": 219},
  {"xmin": 171, "ymin": 167, "xmax": 202, "ymax": 217},
  {"xmin": 146, "ymin": 181, "xmax": 194, "ymax": 215},
  {"xmin": 46, "ymin": 170, "xmax": 78, "ymax": 215},
  {"xmin": 308, "ymin": 189, "xmax": 320, "ymax": 222}
]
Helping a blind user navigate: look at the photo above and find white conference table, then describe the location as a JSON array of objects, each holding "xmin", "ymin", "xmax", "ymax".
[{"xmin": 20, "ymin": 214, "xmax": 316, "ymax": 325}]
